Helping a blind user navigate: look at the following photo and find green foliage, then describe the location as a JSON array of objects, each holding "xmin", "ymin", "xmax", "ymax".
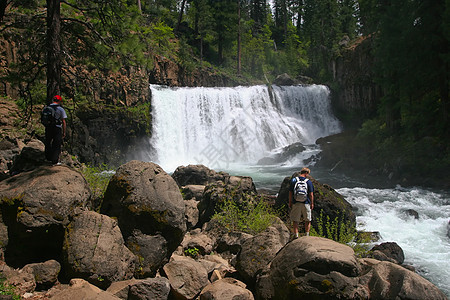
[
  {"xmin": 310, "ymin": 210, "xmax": 370, "ymax": 257},
  {"xmin": 211, "ymin": 198, "xmax": 278, "ymax": 235},
  {"xmin": 80, "ymin": 164, "xmax": 114, "ymax": 206},
  {"xmin": 0, "ymin": 275, "xmax": 20, "ymax": 300},
  {"xmin": 184, "ymin": 247, "xmax": 200, "ymax": 258}
]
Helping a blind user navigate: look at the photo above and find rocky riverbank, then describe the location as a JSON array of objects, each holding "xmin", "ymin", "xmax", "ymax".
[{"xmin": 0, "ymin": 146, "xmax": 448, "ymax": 299}]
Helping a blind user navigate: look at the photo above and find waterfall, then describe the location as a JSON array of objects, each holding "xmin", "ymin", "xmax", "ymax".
[{"xmin": 149, "ymin": 84, "xmax": 341, "ymax": 172}]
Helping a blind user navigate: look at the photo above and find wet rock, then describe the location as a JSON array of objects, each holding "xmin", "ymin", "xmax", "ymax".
[{"xmin": 370, "ymin": 242, "xmax": 405, "ymax": 265}]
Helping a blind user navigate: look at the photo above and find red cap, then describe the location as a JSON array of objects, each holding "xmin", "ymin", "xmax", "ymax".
[{"xmin": 53, "ymin": 95, "xmax": 62, "ymax": 101}]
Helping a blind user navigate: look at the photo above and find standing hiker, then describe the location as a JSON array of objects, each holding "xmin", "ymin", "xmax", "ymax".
[
  {"xmin": 42, "ymin": 95, "xmax": 67, "ymax": 164},
  {"xmin": 288, "ymin": 167, "xmax": 314, "ymax": 238}
]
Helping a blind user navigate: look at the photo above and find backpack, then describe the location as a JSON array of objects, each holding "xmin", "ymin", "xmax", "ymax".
[
  {"xmin": 293, "ymin": 177, "xmax": 309, "ymax": 203},
  {"xmin": 41, "ymin": 104, "xmax": 61, "ymax": 127}
]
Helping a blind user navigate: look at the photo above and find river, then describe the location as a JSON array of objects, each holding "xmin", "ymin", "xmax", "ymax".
[{"xmin": 147, "ymin": 84, "xmax": 450, "ymax": 296}]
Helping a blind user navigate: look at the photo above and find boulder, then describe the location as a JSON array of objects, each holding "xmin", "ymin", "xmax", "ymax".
[
  {"xmin": 21, "ymin": 260, "xmax": 61, "ymax": 290},
  {"xmin": 107, "ymin": 277, "xmax": 171, "ymax": 300},
  {"xmin": 257, "ymin": 142, "xmax": 306, "ymax": 165},
  {"xmin": 49, "ymin": 278, "xmax": 121, "ymax": 300},
  {"xmin": 236, "ymin": 218, "xmax": 290, "ymax": 282},
  {"xmin": 359, "ymin": 258, "xmax": 448, "ymax": 300},
  {"xmin": 275, "ymin": 173, "xmax": 356, "ymax": 236},
  {"xmin": 126, "ymin": 230, "xmax": 168, "ymax": 278},
  {"xmin": 163, "ymin": 255, "xmax": 210, "ymax": 300},
  {"xmin": 0, "ymin": 165, "xmax": 90, "ymax": 267},
  {"xmin": 197, "ymin": 255, "xmax": 235, "ymax": 282},
  {"xmin": 184, "ymin": 199, "xmax": 200, "ymax": 230},
  {"xmin": 62, "ymin": 211, "xmax": 137, "ymax": 289},
  {"xmin": 273, "ymin": 73, "xmax": 295, "ymax": 86},
  {"xmin": 181, "ymin": 228, "xmax": 214, "ymax": 256},
  {"xmin": 127, "ymin": 277, "xmax": 171, "ymax": 300},
  {"xmin": 181, "ymin": 184, "xmax": 206, "ymax": 201},
  {"xmin": 255, "ymin": 236, "xmax": 363, "ymax": 299},
  {"xmin": 403, "ymin": 208, "xmax": 419, "ymax": 219},
  {"xmin": 199, "ymin": 177, "xmax": 257, "ymax": 226},
  {"xmin": 0, "ymin": 138, "xmax": 20, "ymax": 180},
  {"xmin": 101, "ymin": 161, "xmax": 187, "ymax": 273},
  {"xmin": 9, "ymin": 139, "xmax": 45, "ymax": 174},
  {"xmin": 203, "ymin": 219, "xmax": 253, "ymax": 254},
  {"xmin": 172, "ymin": 164, "xmax": 228, "ymax": 186},
  {"xmin": 370, "ymin": 242, "xmax": 405, "ymax": 265},
  {"xmin": 199, "ymin": 278, "xmax": 254, "ymax": 300}
]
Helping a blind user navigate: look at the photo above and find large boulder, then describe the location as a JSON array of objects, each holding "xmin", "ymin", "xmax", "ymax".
[
  {"xmin": 163, "ymin": 255, "xmax": 210, "ymax": 300},
  {"xmin": 107, "ymin": 277, "xmax": 171, "ymax": 300},
  {"xmin": 255, "ymin": 236, "xmax": 363, "ymax": 299},
  {"xmin": 101, "ymin": 161, "xmax": 187, "ymax": 276},
  {"xmin": 0, "ymin": 165, "xmax": 91, "ymax": 267},
  {"xmin": 199, "ymin": 278, "xmax": 254, "ymax": 300},
  {"xmin": 62, "ymin": 211, "xmax": 137, "ymax": 289},
  {"xmin": 358, "ymin": 258, "xmax": 448, "ymax": 300},
  {"xmin": 275, "ymin": 173, "xmax": 356, "ymax": 235},
  {"xmin": 172, "ymin": 164, "xmax": 228, "ymax": 186},
  {"xmin": 235, "ymin": 218, "xmax": 290, "ymax": 283},
  {"xmin": 199, "ymin": 176, "xmax": 257, "ymax": 226},
  {"xmin": 9, "ymin": 139, "xmax": 46, "ymax": 174}
]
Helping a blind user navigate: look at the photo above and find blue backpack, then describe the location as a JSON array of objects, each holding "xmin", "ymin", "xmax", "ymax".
[{"xmin": 293, "ymin": 177, "xmax": 309, "ymax": 202}]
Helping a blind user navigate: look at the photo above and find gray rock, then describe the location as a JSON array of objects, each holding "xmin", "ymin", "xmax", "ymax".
[
  {"xmin": 0, "ymin": 165, "xmax": 90, "ymax": 267},
  {"xmin": 22, "ymin": 260, "xmax": 61, "ymax": 290},
  {"xmin": 236, "ymin": 218, "xmax": 290, "ymax": 282},
  {"xmin": 203, "ymin": 219, "xmax": 253, "ymax": 254},
  {"xmin": 63, "ymin": 211, "xmax": 137, "ymax": 289},
  {"xmin": 128, "ymin": 277, "xmax": 171, "ymax": 300},
  {"xmin": 370, "ymin": 242, "xmax": 405, "ymax": 265},
  {"xmin": 101, "ymin": 161, "xmax": 186, "ymax": 255},
  {"xmin": 126, "ymin": 230, "xmax": 168, "ymax": 278},
  {"xmin": 172, "ymin": 164, "xmax": 228, "ymax": 186},
  {"xmin": 181, "ymin": 229, "xmax": 214, "ymax": 256},
  {"xmin": 359, "ymin": 258, "xmax": 447, "ymax": 300},
  {"xmin": 273, "ymin": 73, "xmax": 295, "ymax": 86},
  {"xmin": 163, "ymin": 255, "xmax": 210, "ymax": 300},
  {"xmin": 185, "ymin": 199, "xmax": 200, "ymax": 230},
  {"xmin": 10, "ymin": 139, "xmax": 45, "ymax": 173},
  {"xmin": 199, "ymin": 278, "xmax": 254, "ymax": 300},
  {"xmin": 255, "ymin": 236, "xmax": 362, "ymax": 299},
  {"xmin": 181, "ymin": 184, "xmax": 205, "ymax": 200},
  {"xmin": 50, "ymin": 278, "xmax": 121, "ymax": 300}
]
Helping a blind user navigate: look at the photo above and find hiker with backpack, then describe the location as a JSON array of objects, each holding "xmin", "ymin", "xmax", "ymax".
[
  {"xmin": 42, "ymin": 95, "xmax": 67, "ymax": 164},
  {"xmin": 289, "ymin": 167, "xmax": 314, "ymax": 238}
]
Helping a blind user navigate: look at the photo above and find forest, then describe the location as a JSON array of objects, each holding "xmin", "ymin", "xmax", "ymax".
[{"xmin": 0, "ymin": 0, "xmax": 449, "ymax": 183}]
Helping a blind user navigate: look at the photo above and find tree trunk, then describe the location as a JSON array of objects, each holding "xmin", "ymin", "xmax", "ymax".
[
  {"xmin": 137, "ymin": 0, "xmax": 142, "ymax": 13},
  {"xmin": 46, "ymin": 0, "xmax": 61, "ymax": 104},
  {"xmin": 237, "ymin": 0, "xmax": 241, "ymax": 74},
  {"xmin": 176, "ymin": 0, "xmax": 187, "ymax": 33}
]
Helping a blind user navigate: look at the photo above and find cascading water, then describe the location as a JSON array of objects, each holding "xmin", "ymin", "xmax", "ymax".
[{"xmin": 149, "ymin": 84, "xmax": 341, "ymax": 172}]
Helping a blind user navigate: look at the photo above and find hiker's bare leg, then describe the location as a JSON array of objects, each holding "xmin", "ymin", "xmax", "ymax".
[
  {"xmin": 305, "ymin": 220, "xmax": 311, "ymax": 236},
  {"xmin": 293, "ymin": 221, "xmax": 299, "ymax": 238}
]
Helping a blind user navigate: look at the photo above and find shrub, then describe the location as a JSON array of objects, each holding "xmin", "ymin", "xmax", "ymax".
[
  {"xmin": 311, "ymin": 209, "xmax": 371, "ymax": 257},
  {"xmin": 0, "ymin": 275, "xmax": 20, "ymax": 300},
  {"xmin": 80, "ymin": 164, "xmax": 114, "ymax": 210},
  {"xmin": 211, "ymin": 198, "xmax": 279, "ymax": 235}
]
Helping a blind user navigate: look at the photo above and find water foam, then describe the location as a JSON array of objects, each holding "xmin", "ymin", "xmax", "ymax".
[{"xmin": 338, "ymin": 186, "xmax": 450, "ymax": 296}]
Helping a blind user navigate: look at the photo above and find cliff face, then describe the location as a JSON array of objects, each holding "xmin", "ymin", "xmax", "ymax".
[
  {"xmin": 149, "ymin": 56, "xmax": 246, "ymax": 87},
  {"xmin": 332, "ymin": 36, "xmax": 383, "ymax": 127}
]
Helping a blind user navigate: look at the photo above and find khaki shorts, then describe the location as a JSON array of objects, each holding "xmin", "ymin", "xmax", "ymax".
[{"xmin": 290, "ymin": 202, "xmax": 312, "ymax": 222}]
